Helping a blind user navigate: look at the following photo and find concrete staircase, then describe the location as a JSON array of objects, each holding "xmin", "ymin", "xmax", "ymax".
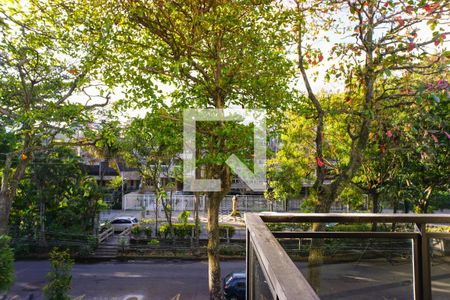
[{"xmin": 92, "ymin": 235, "xmax": 119, "ymax": 258}]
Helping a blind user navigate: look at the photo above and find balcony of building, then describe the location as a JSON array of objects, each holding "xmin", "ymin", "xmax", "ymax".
[{"xmin": 245, "ymin": 213, "xmax": 450, "ymax": 300}]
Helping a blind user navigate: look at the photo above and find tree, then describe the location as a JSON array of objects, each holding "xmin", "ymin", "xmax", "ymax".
[
  {"xmin": 0, "ymin": 235, "xmax": 14, "ymax": 295},
  {"xmin": 289, "ymin": 0, "xmax": 448, "ymax": 289},
  {"xmin": 0, "ymin": 0, "xmax": 112, "ymax": 234},
  {"xmin": 290, "ymin": 0, "xmax": 449, "ymax": 210},
  {"xmin": 100, "ymin": 1, "xmax": 292, "ymax": 297},
  {"xmin": 10, "ymin": 147, "xmax": 106, "ymax": 240},
  {"xmin": 391, "ymin": 80, "xmax": 449, "ymax": 213},
  {"xmin": 122, "ymin": 108, "xmax": 182, "ymax": 238},
  {"xmin": 43, "ymin": 248, "xmax": 74, "ymax": 300}
]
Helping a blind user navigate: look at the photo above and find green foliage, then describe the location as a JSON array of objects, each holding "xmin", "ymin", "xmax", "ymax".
[
  {"xmin": 43, "ymin": 248, "xmax": 74, "ymax": 300},
  {"xmin": 10, "ymin": 148, "xmax": 106, "ymax": 238},
  {"xmin": 326, "ymin": 224, "xmax": 371, "ymax": 232},
  {"xmin": 139, "ymin": 218, "xmax": 156, "ymax": 225},
  {"xmin": 159, "ymin": 223, "xmax": 200, "ymax": 240},
  {"xmin": 428, "ymin": 226, "xmax": 450, "ymax": 233},
  {"xmin": 148, "ymin": 239, "xmax": 160, "ymax": 246},
  {"xmin": 266, "ymin": 222, "xmax": 311, "ymax": 232},
  {"xmin": 177, "ymin": 210, "xmax": 191, "ymax": 225},
  {"xmin": 118, "ymin": 236, "xmax": 129, "ymax": 252},
  {"xmin": 107, "ymin": 176, "xmax": 123, "ymax": 190},
  {"xmin": 0, "ymin": 235, "xmax": 14, "ymax": 293},
  {"xmin": 219, "ymin": 225, "xmax": 236, "ymax": 239},
  {"xmin": 143, "ymin": 227, "xmax": 152, "ymax": 236},
  {"xmin": 219, "ymin": 244, "xmax": 245, "ymax": 256},
  {"xmin": 131, "ymin": 225, "xmax": 141, "ymax": 235}
]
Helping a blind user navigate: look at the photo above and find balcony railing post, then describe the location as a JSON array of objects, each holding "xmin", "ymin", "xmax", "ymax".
[
  {"xmin": 413, "ymin": 223, "xmax": 432, "ymax": 300},
  {"xmin": 246, "ymin": 227, "xmax": 251, "ymax": 300}
]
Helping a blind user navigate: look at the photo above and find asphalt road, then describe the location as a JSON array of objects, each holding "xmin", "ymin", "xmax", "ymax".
[
  {"xmin": 9, "ymin": 260, "xmax": 245, "ymax": 300},
  {"xmin": 7, "ymin": 258, "xmax": 450, "ymax": 300}
]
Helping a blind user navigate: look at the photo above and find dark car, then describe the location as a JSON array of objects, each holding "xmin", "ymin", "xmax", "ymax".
[{"xmin": 223, "ymin": 272, "xmax": 246, "ymax": 300}]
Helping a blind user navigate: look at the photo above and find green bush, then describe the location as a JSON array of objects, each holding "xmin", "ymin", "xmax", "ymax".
[
  {"xmin": 139, "ymin": 218, "xmax": 156, "ymax": 225},
  {"xmin": 148, "ymin": 239, "xmax": 160, "ymax": 246},
  {"xmin": 428, "ymin": 226, "xmax": 450, "ymax": 232},
  {"xmin": 326, "ymin": 224, "xmax": 371, "ymax": 232},
  {"xmin": 143, "ymin": 227, "xmax": 152, "ymax": 236},
  {"xmin": 266, "ymin": 222, "xmax": 310, "ymax": 231},
  {"xmin": 219, "ymin": 244, "xmax": 245, "ymax": 256},
  {"xmin": 43, "ymin": 248, "xmax": 74, "ymax": 300},
  {"xmin": 219, "ymin": 225, "xmax": 236, "ymax": 239},
  {"xmin": 159, "ymin": 223, "xmax": 200, "ymax": 239},
  {"xmin": 131, "ymin": 225, "xmax": 142, "ymax": 235},
  {"xmin": 178, "ymin": 210, "xmax": 191, "ymax": 224},
  {"xmin": 0, "ymin": 235, "xmax": 14, "ymax": 293}
]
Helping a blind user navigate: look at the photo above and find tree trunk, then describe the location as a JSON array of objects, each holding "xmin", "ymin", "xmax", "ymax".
[
  {"xmin": 371, "ymin": 192, "xmax": 379, "ymax": 232},
  {"xmin": 207, "ymin": 192, "xmax": 222, "ymax": 300},
  {"xmin": 308, "ymin": 195, "xmax": 332, "ymax": 293},
  {"xmin": 193, "ymin": 192, "xmax": 200, "ymax": 249},
  {"xmin": 0, "ymin": 192, "xmax": 11, "ymax": 235},
  {"xmin": 0, "ymin": 155, "xmax": 28, "ymax": 235},
  {"xmin": 38, "ymin": 199, "xmax": 47, "ymax": 247},
  {"xmin": 308, "ymin": 222, "xmax": 326, "ymax": 292}
]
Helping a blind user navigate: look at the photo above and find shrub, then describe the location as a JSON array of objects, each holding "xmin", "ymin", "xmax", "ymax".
[
  {"xmin": 148, "ymin": 239, "xmax": 160, "ymax": 246},
  {"xmin": 219, "ymin": 244, "xmax": 245, "ymax": 256},
  {"xmin": 160, "ymin": 223, "xmax": 200, "ymax": 239},
  {"xmin": 327, "ymin": 223, "xmax": 371, "ymax": 232},
  {"xmin": 43, "ymin": 248, "xmax": 74, "ymax": 300},
  {"xmin": 143, "ymin": 227, "xmax": 152, "ymax": 236},
  {"xmin": 0, "ymin": 235, "xmax": 14, "ymax": 293},
  {"xmin": 266, "ymin": 222, "xmax": 310, "ymax": 231},
  {"xmin": 139, "ymin": 218, "xmax": 156, "ymax": 225},
  {"xmin": 118, "ymin": 236, "xmax": 129, "ymax": 252},
  {"xmin": 178, "ymin": 210, "xmax": 191, "ymax": 224},
  {"xmin": 428, "ymin": 226, "xmax": 450, "ymax": 232},
  {"xmin": 131, "ymin": 225, "xmax": 142, "ymax": 235},
  {"xmin": 219, "ymin": 225, "xmax": 236, "ymax": 239}
]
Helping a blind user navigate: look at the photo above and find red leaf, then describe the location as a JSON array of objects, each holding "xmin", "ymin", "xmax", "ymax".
[
  {"xmin": 318, "ymin": 54, "xmax": 324, "ymax": 62},
  {"xmin": 386, "ymin": 130, "xmax": 393, "ymax": 138},
  {"xmin": 379, "ymin": 144, "xmax": 385, "ymax": 153},
  {"xmin": 431, "ymin": 133, "xmax": 439, "ymax": 143},
  {"xmin": 407, "ymin": 42, "xmax": 416, "ymax": 52},
  {"xmin": 68, "ymin": 68, "xmax": 78, "ymax": 75},
  {"xmin": 435, "ymin": 39, "xmax": 440, "ymax": 46},
  {"xmin": 384, "ymin": 2, "xmax": 389, "ymax": 7},
  {"xmin": 405, "ymin": 5, "xmax": 413, "ymax": 14},
  {"xmin": 423, "ymin": 4, "xmax": 431, "ymax": 13},
  {"xmin": 316, "ymin": 157, "xmax": 325, "ymax": 168},
  {"xmin": 395, "ymin": 16, "xmax": 405, "ymax": 27}
]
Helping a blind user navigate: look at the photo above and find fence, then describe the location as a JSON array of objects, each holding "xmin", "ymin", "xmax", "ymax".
[{"xmin": 123, "ymin": 193, "xmax": 350, "ymax": 213}]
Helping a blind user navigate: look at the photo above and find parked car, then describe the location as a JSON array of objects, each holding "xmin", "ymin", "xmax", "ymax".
[
  {"xmin": 110, "ymin": 216, "xmax": 138, "ymax": 232},
  {"xmin": 223, "ymin": 272, "xmax": 246, "ymax": 300}
]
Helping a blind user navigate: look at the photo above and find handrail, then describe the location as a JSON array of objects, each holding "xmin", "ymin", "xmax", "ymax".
[
  {"xmin": 259, "ymin": 212, "xmax": 450, "ymax": 224},
  {"xmin": 119, "ymin": 226, "xmax": 132, "ymax": 237},
  {"xmin": 98, "ymin": 226, "xmax": 114, "ymax": 244},
  {"xmin": 247, "ymin": 212, "xmax": 450, "ymax": 300},
  {"xmin": 245, "ymin": 213, "xmax": 319, "ymax": 300}
]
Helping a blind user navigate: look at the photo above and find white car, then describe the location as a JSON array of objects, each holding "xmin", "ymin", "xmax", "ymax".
[{"xmin": 110, "ymin": 216, "xmax": 138, "ymax": 232}]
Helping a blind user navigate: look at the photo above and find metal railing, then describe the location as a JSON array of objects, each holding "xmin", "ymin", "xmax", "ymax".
[{"xmin": 245, "ymin": 213, "xmax": 450, "ymax": 300}]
